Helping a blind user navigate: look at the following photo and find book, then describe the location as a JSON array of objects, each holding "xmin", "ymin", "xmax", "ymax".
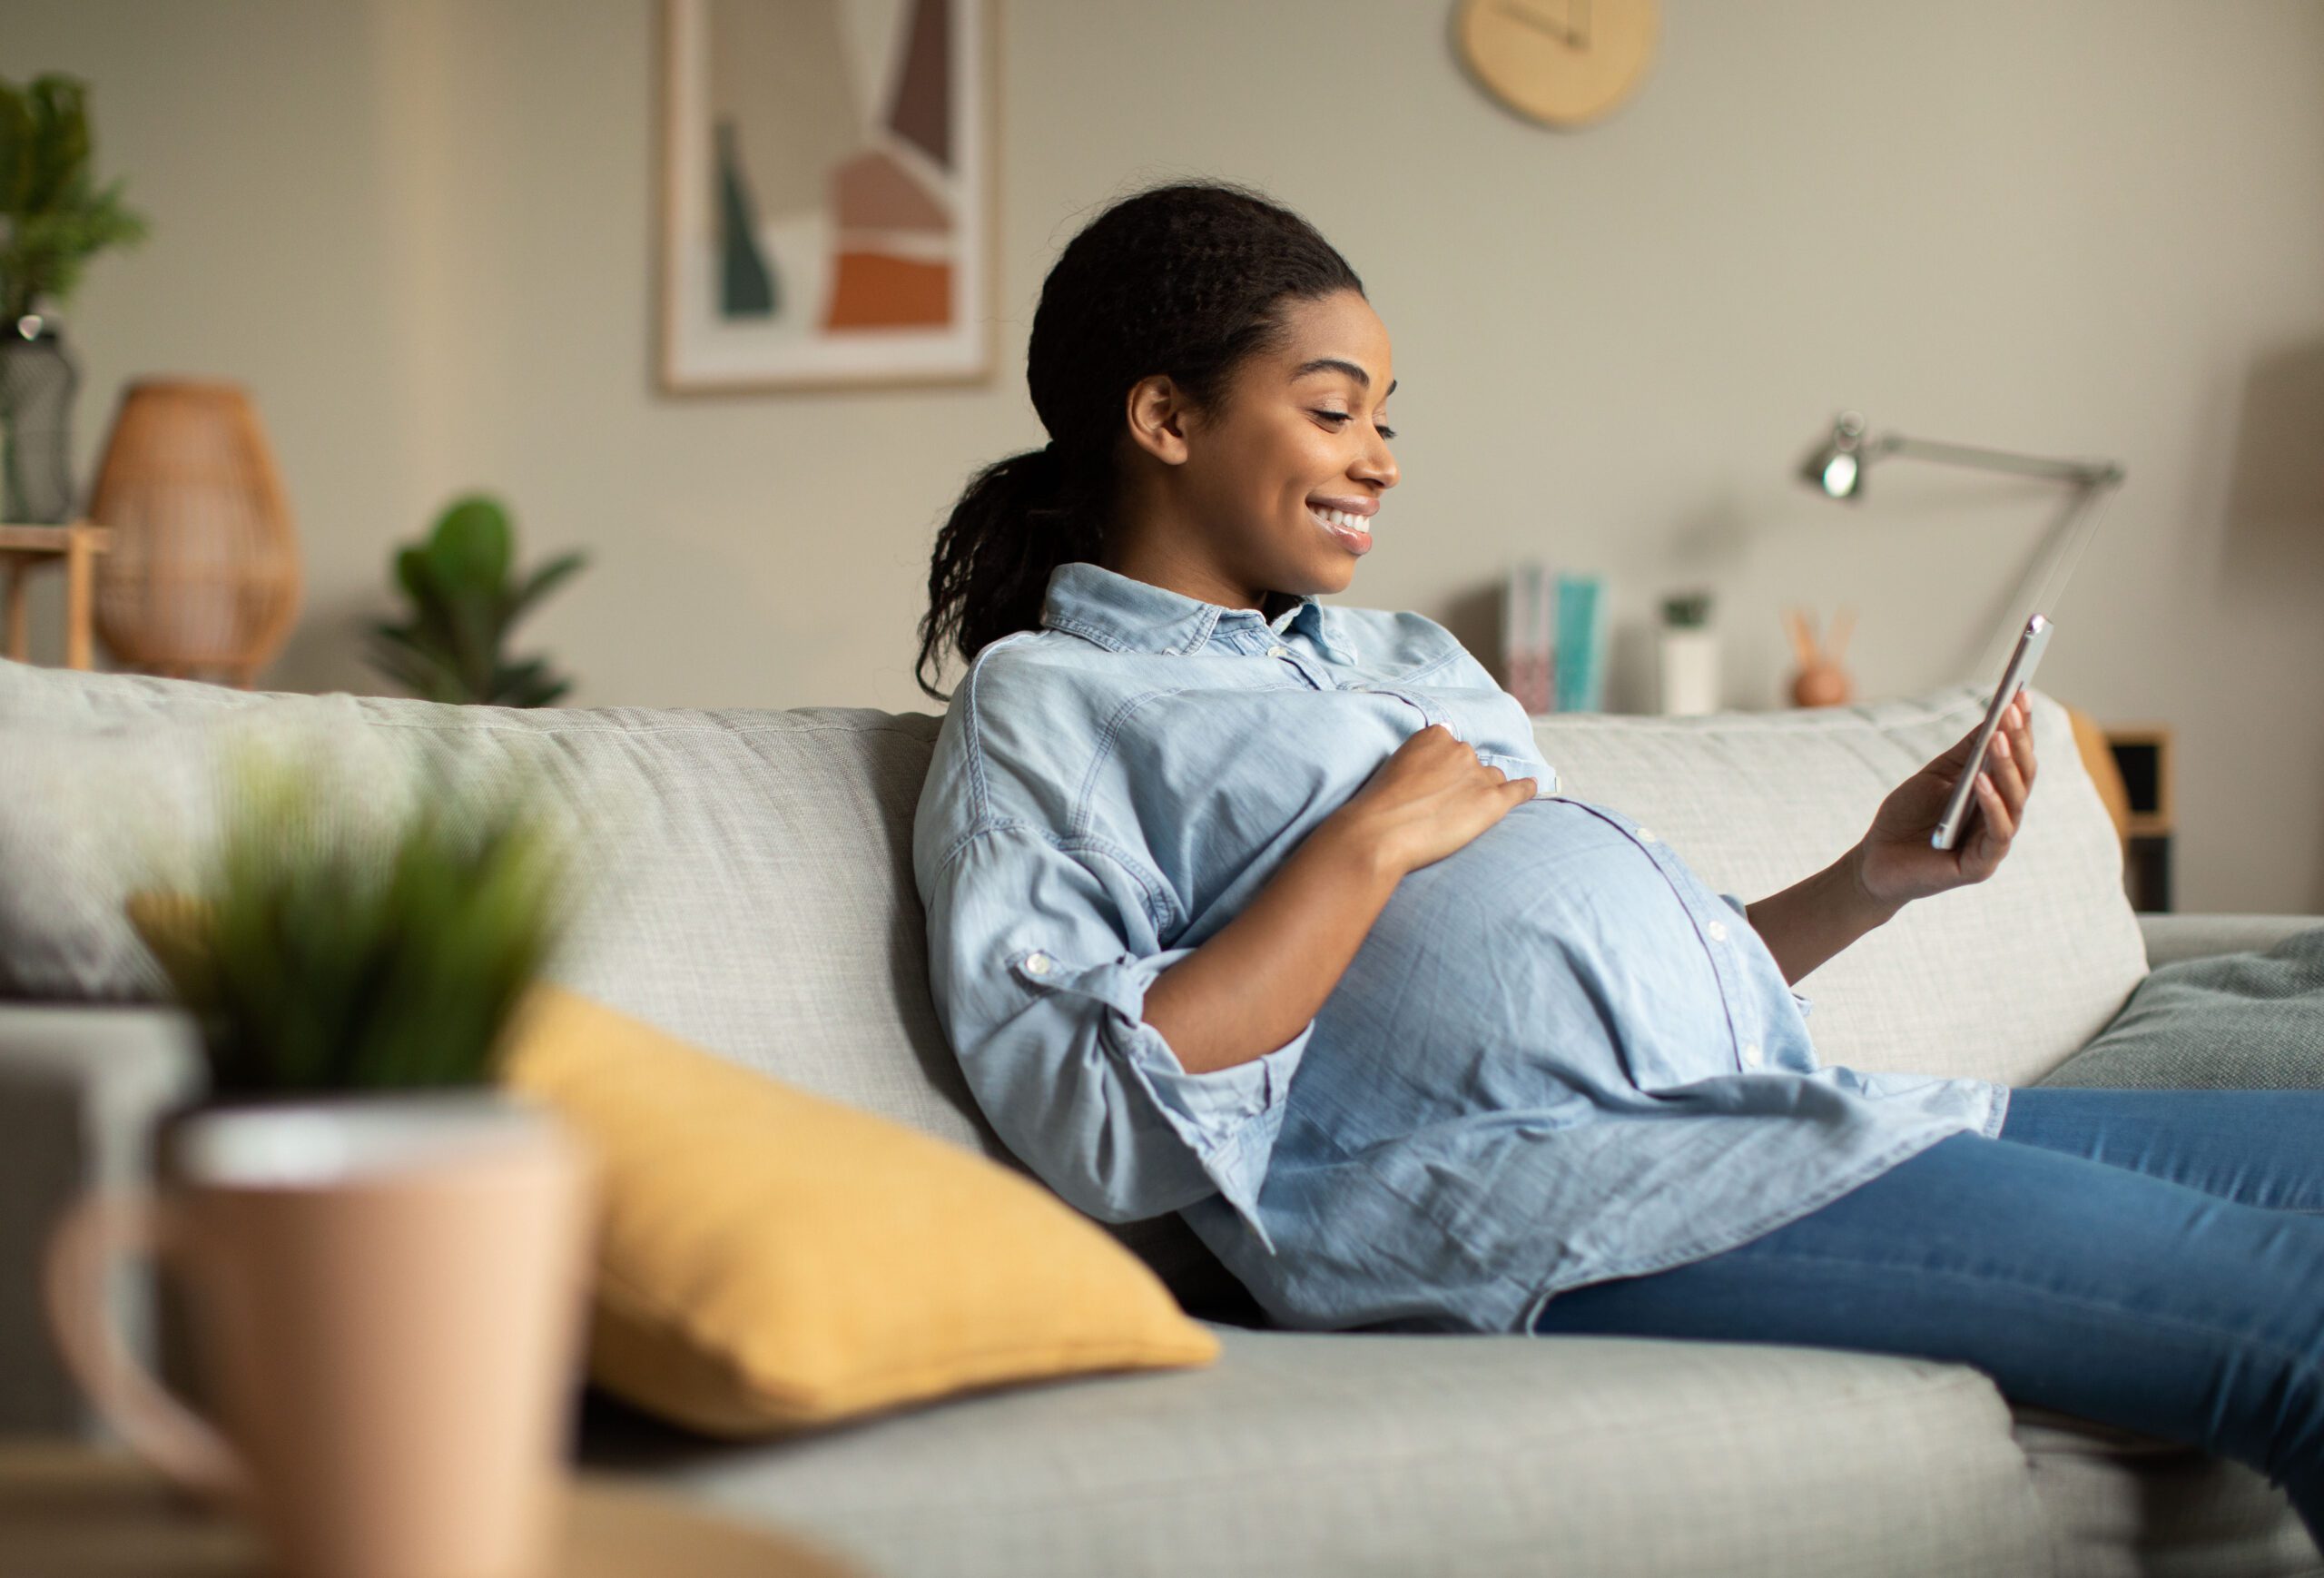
[
  {"xmin": 1553, "ymin": 572, "xmax": 1607, "ymax": 713},
  {"xmin": 1500, "ymin": 561, "xmax": 1555, "ymax": 714}
]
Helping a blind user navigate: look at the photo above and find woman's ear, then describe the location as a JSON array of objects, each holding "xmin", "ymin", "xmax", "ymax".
[{"xmin": 1123, "ymin": 375, "xmax": 1194, "ymax": 468}]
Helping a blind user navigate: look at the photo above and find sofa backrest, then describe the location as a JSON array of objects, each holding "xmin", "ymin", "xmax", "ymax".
[
  {"xmin": 0, "ymin": 660, "xmax": 2148, "ymax": 1295},
  {"xmin": 1529, "ymin": 685, "xmax": 2148, "ymax": 1087}
]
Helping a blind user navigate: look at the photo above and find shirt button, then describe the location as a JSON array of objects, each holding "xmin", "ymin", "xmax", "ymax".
[
  {"xmin": 1636, "ymin": 827, "xmax": 1657, "ymax": 843},
  {"xmin": 1024, "ymin": 952, "xmax": 1052, "ymax": 975},
  {"xmin": 1707, "ymin": 920, "xmax": 1729, "ymax": 942},
  {"xmin": 1266, "ymin": 644, "xmax": 1289, "ymax": 657},
  {"xmin": 1741, "ymin": 1041, "xmax": 1763, "ymax": 1068}
]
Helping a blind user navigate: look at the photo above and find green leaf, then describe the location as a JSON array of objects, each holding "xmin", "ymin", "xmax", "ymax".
[
  {"xmin": 427, "ymin": 495, "xmax": 513, "ymax": 593},
  {"xmin": 25, "ymin": 75, "xmax": 89, "ymax": 216},
  {"xmin": 367, "ymin": 624, "xmax": 470, "ymax": 703},
  {"xmin": 393, "ymin": 545, "xmax": 438, "ymax": 606},
  {"xmin": 0, "ymin": 85, "xmax": 33, "ymax": 215},
  {"xmin": 144, "ymin": 749, "xmax": 575, "ymax": 1099},
  {"xmin": 506, "ymin": 550, "xmax": 586, "ymax": 626}
]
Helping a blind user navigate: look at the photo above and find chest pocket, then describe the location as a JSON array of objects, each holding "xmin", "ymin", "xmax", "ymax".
[{"xmin": 1364, "ymin": 680, "xmax": 1558, "ymax": 797}]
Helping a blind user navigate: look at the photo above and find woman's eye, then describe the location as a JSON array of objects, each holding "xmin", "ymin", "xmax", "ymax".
[{"xmin": 1315, "ymin": 410, "xmax": 1397, "ymax": 439}]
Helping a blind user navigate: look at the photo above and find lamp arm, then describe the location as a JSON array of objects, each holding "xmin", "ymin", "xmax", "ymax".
[{"xmin": 1878, "ymin": 433, "xmax": 2123, "ymax": 490}]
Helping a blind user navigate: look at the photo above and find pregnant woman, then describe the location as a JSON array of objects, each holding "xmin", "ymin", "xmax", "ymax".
[{"xmin": 908, "ymin": 178, "xmax": 2324, "ymax": 1540}]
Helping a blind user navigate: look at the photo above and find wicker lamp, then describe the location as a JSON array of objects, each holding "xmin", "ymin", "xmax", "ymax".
[{"xmin": 90, "ymin": 380, "xmax": 300, "ymax": 686}]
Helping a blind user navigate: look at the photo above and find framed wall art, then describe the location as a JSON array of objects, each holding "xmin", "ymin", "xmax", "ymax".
[{"xmin": 657, "ymin": 0, "xmax": 998, "ymax": 393}]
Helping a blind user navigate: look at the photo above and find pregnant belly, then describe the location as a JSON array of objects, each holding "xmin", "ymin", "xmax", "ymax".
[{"xmin": 1303, "ymin": 796, "xmax": 1733, "ymax": 1138}]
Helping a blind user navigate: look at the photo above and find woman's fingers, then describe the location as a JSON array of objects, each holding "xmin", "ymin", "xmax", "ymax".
[
  {"xmin": 1986, "ymin": 716, "xmax": 2028, "ymax": 806},
  {"xmin": 1974, "ymin": 770, "xmax": 2016, "ymax": 852}
]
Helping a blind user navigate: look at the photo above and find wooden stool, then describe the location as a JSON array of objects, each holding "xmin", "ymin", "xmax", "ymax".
[{"xmin": 0, "ymin": 522, "xmax": 113, "ymax": 670}]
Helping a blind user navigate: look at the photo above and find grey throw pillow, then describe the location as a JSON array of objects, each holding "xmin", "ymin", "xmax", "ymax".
[{"xmin": 2039, "ymin": 928, "xmax": 2324, "ymax": 1088}]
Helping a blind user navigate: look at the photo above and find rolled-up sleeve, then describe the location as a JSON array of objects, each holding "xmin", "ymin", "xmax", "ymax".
[
  {"xmin": 922, "ymin": 824, "xmax": 1308, "ymax": 1253},
  {"xmin": 1718, "ymin": 890, "xmax": 1815, "ymax": 1018}
]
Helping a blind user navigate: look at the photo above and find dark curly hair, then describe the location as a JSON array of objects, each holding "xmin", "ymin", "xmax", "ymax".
[{"xmin": 911, "ymin": 178, "xmax": 1365, "ymax": 703}]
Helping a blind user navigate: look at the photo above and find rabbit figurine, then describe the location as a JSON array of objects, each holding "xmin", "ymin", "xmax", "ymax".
[{"xmin": 1783, "ymin": 605, "xmax": 1856, "ymax": 708}]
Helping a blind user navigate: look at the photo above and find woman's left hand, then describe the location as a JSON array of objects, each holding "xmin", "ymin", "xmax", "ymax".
[{"xmin": 1854, "ymin": 687, "xmax": 2038, "ymax": 912}]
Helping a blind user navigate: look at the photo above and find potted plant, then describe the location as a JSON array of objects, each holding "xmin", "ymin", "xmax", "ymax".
[
  {"xmin": 49, "ymin": 746, "xmax": 601, "ymax": 1576},
  {"xmin": 127, "ymin": 745, "xmax": 574, "ymax": 1103},
  {"xmin": 0, "ymin": 73, "xmax": 149, "ymax": 522},
  {"xmin": 1656, "ymin": 588, "xmax": 1720, "ymax": 717},
  {"xmin": 369, "ymin": 493, "xmax": 589, "ymax": 706}
]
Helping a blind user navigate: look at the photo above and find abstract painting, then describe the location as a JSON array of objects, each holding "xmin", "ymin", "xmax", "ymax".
[{"xmin": 658, "ymin": 0, "xmax": 996, "ymax": 391}]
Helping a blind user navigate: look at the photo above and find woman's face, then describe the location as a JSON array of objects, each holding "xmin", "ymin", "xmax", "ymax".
[{"xmin": 1110, "ymin": 288, "xmax": 1400, "ymax": 609}]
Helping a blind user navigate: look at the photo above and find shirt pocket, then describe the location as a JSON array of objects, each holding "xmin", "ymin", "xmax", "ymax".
[{"xmin": 1364, "ymin": 683, "xmax": 1559, "ymax": 798}]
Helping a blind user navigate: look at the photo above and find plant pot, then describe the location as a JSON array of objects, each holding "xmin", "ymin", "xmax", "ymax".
[
  {"xmin": 0, "ymin": 316, "xmax": 79, "ymax": 523},
  {"xmin": 55, "ymin": 1088, "xmax": 596, "ymax": 1578},
  {"xmin": 1657, "ymin": 626, "xmax": 1720, "ymax": 716}
]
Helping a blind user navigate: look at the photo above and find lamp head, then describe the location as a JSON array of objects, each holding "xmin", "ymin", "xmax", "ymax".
[{"xmin": 1800, "ymin": 410, "xmax": 1868, "ymax": 500}]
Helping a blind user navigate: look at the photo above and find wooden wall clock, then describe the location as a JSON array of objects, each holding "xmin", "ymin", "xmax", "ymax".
[{"xmin": 1453, "ymin": 0, "xmax": 1660, "ymax": 128}]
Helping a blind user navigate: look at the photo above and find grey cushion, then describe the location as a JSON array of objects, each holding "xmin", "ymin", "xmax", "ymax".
[
  {"xmin": 578, "ymin": 1324, "xmax": 2053, "ymax": 1578},
  {"xmin": 0, "ymin": 659, "xmax": 1247, "ymax": 1310},
  {"xmin": 2037, "ymin": 928, "xmax": 2324, "ymax": 1089},
  {"xmin": 2139, "ymin": 913, "xmax": 2324, "ymax": 971},
  {"xmin": 1531, "ymin": 685, "xmax": 2150, "ymax": 1087}
]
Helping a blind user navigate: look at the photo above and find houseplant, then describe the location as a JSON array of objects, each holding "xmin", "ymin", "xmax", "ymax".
[
  {"xmin": 0, "ymin": 73, "xmax": 149, "ymax": 522},
  {"xmin": 127, "ymin": 744, "xmax": 573, "ymax": 1097},
  {"xmin": 369, "ymin": 493, "xmax": 589, "ymax": 707},
  {"xmin": 64, "ymin": 746, "xmax": 597, "ymax": 1577}
]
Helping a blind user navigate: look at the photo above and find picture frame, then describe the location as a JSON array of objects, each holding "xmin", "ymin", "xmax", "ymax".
[{"xmin": 656, "ymin": 0, "xmax": 1000, "ymax": 394}]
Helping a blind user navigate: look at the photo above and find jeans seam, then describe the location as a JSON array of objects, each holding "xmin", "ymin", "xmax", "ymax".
[{"xmin": 1738, "ymin": 1246, "xmax": 2324, "ymax": 1386}]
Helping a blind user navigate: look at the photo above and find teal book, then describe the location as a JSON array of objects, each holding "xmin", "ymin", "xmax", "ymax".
[{"xmin": 1553, "ymin": 573, "xmax": 1606, "ymax": 713}]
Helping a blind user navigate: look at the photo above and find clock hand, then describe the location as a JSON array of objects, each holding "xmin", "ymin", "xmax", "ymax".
[{"xmin": 1493, "ymin": 0, "xmax": 1584, "ymax": 47}]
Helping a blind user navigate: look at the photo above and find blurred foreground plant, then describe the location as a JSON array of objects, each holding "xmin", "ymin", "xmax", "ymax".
[{"xmin": 128, "ymin": 749, "xmax": 574, "ymax": 1098}]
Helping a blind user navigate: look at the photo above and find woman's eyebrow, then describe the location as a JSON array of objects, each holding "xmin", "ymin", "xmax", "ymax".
[{"xmin": 1291, "ymin": 357, "xmax": 1396, "ymax": 397}]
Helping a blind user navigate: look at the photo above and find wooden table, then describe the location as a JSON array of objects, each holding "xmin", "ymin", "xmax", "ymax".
[
  {"xmin": 0, "ymin": 522, "xmax": 113, "ymax": 669},
  {"xmin": 0, "ymin": 1440, "xmax": 871, "ymax": 1577}
]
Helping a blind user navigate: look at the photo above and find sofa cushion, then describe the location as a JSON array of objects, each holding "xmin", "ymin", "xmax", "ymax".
[
  {"xmin": 578, "ymin": 1324, "xmax": 2053, "ymax": 1578},
  {"xmin": 0, "ymin": 660, "xmax": 1244, "ymax": 1307},
  {"xmin": 2012, "ymin": 1404, "xmax": 2322, "ymax": 1578},
  {"xmin": 1531, "ymin": 685, "xmax": 2149, "ymax": 1086},
  {"xmin": 2036, "ymin": 926, "xmax": 2324, "ymax": 1089},
  {"xmin": 498, "ymin": 983, "xmax": 1219, "ymax": 1436}
]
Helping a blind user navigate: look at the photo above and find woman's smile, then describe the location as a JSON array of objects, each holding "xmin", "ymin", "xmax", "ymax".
[{"xmin": 1307, "ymin": 503, "xmax": 1373, "ymax": 555}]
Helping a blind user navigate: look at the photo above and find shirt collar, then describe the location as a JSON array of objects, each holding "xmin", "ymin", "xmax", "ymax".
[{"xmin": 1038, "ymin": 560, "xmax": 1359, "ymax": 663}]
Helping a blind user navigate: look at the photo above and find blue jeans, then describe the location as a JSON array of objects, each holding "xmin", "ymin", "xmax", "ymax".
[{"xmin": 1531, "ymin": 1088, "xmax": 2324, "ymax": 1541}]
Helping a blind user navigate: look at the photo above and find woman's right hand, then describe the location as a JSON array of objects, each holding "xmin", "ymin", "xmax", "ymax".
[{"xmin": 1329, "ymin": 724, "xmax": 1538, "ymax": 878}]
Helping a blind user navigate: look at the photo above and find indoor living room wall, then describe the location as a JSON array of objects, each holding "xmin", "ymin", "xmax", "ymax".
[{"xmin": 8, "ymin": 0, "xmax": 2323, "ymax": 914}]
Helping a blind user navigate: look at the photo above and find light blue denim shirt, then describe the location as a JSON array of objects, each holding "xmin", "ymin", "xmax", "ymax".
[{"xmin": 913, "ymin": 560, "xmax": 2011, "ymax": 1335}]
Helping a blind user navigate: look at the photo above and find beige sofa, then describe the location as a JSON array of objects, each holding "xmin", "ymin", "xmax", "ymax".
[{"xmin": 3, "ymin": 654, "xmax": 2319, "ymax": 1578}]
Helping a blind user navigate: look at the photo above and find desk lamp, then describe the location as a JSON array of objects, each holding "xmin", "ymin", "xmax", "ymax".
[{"xmin": 1795, "ymin": 410, "xmax": 2125, "ymax": 681}]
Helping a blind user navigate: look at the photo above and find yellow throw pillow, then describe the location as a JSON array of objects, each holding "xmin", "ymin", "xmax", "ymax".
[
  {"xmin": 123, "ymin": 892, "xmax": 1221, "ymax": 1436},
  {"xmin": 497, "ymin": 983, "xmax": 1221, "ymax": 1436}
]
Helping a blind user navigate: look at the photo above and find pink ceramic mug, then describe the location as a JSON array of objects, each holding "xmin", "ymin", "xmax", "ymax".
[{"xmin": 44, "ymin": 1091, "xmax": 596, "ymax": 1578}]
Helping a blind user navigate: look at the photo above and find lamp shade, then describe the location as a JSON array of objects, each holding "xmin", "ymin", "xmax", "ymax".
[
  {"xmin": 90, "ymin": 380, "xmax": 301, "ymax": 685},
  {"xmin": 1799, "ymin": 411, "xmax": 1868, "ymax": 499}
]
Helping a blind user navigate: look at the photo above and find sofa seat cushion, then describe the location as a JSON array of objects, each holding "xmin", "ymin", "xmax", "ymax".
[
  {"xmin": 576, "ymin": 1325, "xmax": 2051, "ymax": 1578},
  {"xmin": 2012, "ymin": 1404, "xmax": 2321, "ymax": 1578}
]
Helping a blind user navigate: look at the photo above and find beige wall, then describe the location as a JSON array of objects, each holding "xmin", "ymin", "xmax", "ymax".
[{"xmin": 12, "ymin": 0, "xmax": 2324, "ymax": 913}]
